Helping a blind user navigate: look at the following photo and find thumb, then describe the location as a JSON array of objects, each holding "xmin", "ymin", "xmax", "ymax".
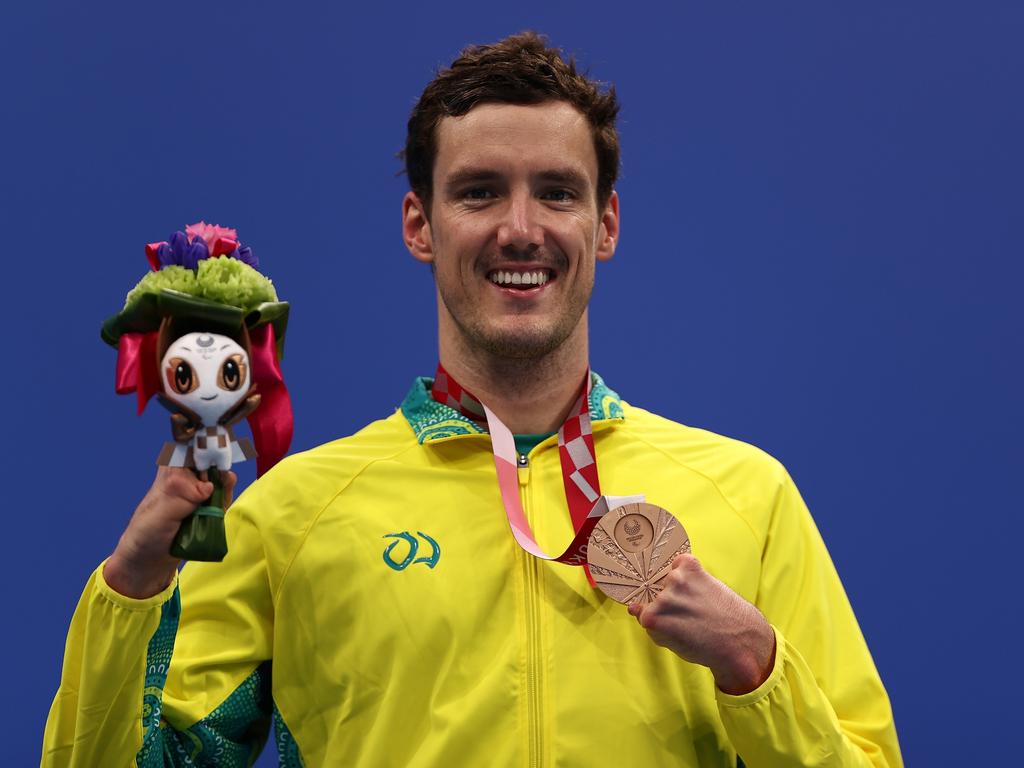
[
  {"xmin": 193, "ymin": 480, "xmax": 214, "ymax": 502},
  {"xmin": 164, "ymin": 470, "xmax": 213, "ymax": 504},
  {"xmin": 628, "ymin": 602, "xmax": 644, "ymax": 622}
]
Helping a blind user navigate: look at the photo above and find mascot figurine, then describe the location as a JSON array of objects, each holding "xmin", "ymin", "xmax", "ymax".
[{"xmin": 102, "ymin": 222, "xmax": 292, "ymax": 562}]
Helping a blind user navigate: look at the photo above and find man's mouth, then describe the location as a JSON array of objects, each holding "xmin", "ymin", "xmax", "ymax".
[{"xmin": 487, "ymin": 269, "xmax": 552, "ymax": 288}]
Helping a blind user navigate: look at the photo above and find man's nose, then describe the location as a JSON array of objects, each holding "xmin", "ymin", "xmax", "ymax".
[{"xmin": 496, "ymin": 193, "xmax": 544, "ymax": 251}]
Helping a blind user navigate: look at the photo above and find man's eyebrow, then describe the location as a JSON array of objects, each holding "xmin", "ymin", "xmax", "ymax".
[
  {"xmin": 536, "ymin": 168, "xmax": 590, "ymax": 189},
  {"xmin": 443, "ymin": 168, "xmax": 503, "ymax": 189}
]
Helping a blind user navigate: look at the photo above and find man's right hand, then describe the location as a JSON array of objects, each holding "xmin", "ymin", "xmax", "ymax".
[{"xmin": 103, "ymin": 467, "xmax": 237, "ymax": 599}]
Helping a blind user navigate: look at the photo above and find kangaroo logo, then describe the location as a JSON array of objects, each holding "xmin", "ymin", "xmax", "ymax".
[{"xmin": 383, "ymin": 531, "xmax": 441, "ymax": 571}]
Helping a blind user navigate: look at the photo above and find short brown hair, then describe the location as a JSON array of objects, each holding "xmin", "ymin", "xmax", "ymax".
[{"xmin": 405, "ymin": 32, "xmax": 620, "ymax": 211}]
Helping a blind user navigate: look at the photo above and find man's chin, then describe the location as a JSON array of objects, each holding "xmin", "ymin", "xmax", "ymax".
[{"xmin": 472, "ymin": 326, "xmax": 571, "ymax": 360}]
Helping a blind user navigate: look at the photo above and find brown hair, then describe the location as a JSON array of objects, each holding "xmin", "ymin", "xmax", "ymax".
[{"xmin": 404, "ymin": 32, "xmax": 620, "ymax": 211}]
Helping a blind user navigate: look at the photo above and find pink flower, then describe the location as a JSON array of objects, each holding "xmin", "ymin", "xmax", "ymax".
[{"xmin": 185, "ymin": 221, "xmax": 238, "ymax": 249}]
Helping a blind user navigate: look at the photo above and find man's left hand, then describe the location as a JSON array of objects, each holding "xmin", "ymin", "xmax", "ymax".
[{"xmin": 629, "ymin": 554, "xmax": 777, "ymax": 695}]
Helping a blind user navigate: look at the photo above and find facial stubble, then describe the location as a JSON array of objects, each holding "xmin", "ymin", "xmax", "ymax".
[{"xmin": 437, "ymin": 272, "xmax": 592, "ymax": 362}]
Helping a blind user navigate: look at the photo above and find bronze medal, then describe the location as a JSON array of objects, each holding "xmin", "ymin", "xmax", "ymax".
[{"xmin": 586, "ymin": 502, "xmax": 690, "ymax": 605}]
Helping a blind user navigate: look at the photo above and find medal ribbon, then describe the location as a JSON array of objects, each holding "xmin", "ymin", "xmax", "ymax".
[{"xmin": 432, "ymin": 365, "xmax": 642, "ymax": 577}]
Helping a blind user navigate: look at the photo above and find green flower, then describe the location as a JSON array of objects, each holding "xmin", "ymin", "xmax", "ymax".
[{"xmin": 123, "ymin": 258, "xmax": 278, "ymax": 313}]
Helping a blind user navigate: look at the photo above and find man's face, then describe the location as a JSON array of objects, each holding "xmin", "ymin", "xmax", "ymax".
[{"xmin": 403, "ymin": 101, "xmax": 618, "ymax": 360}]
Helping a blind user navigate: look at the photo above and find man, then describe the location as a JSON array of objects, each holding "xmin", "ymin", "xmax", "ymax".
[{"xmin": 44, "ymin": 33, "xmax": 902, "ymax": 766}]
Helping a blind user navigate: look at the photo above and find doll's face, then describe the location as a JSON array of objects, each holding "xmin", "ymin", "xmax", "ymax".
[{"xmin": 161, "ymin": 332, "xmax": 250, "ymax": 426}]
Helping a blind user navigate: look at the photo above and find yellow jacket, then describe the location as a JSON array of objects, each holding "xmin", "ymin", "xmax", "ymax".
[{"xmin": 43, "ymin": 375, "xmax": 902, "ymax": 767}]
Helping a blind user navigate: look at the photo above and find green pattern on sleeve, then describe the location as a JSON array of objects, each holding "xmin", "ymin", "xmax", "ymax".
[
  {"xmin": 135, "ymin": 587, "xmax": 282, "ymax": 766},
  {"xmin": 273, "ymin": 703, "xmax": 305, "ymax": 767},
  {"xmin": 139, "ymin": 588, "xmax": 180, "ymax": 760}
]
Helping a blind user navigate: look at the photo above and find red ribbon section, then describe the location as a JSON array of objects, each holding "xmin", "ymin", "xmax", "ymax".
[
  {"xmin": 557, "ymin": 396, "xmax": 601, "ymax": 538},
  {"xmin": 247, "ymin": 323, "xmax": 293, "ymax": 476},
  {"xmin": 116, "ymin": 331, "xmax": 162, "ymax": 414}
]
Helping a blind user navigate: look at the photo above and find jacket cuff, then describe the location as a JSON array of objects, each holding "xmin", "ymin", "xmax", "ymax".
[
  {"xmin": 714, "ymin": 624, "xmax": 785, "ymax": 708},
  {"xmin": 95, "ymin": 558, "xmax": 179, "ymax": 612}
]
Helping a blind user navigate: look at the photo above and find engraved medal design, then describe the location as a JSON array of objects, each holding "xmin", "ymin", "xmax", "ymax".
[{"xmin": 587, "ymin": 502, "xmax": 690, "ymax": 605}]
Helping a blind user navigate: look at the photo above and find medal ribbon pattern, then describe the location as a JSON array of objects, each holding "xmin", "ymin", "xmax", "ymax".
[{"xmin": 432, "ymin": 365, "xmax": 639, "ymax": 575}]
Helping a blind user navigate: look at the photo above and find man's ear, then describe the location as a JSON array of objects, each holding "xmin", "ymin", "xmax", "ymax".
[
  {"xmin": 403, "ymin": 192, "xmax": 434, "ymax": 264},
  {"xmin": 596, "ymin": 190, "xmax": 619, "ymax": 262}
]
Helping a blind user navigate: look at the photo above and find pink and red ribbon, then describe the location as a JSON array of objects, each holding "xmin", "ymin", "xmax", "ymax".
[{"xmin": 432, "ymin": 365, "xmax": 640, "ymax": 584}]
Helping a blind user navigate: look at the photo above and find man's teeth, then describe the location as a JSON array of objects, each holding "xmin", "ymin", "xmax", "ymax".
[{"xmin": 489, "ymin": 270, "xmax": 550, "ymax": 286}]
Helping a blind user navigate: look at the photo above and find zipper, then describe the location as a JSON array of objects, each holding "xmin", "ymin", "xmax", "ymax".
[{"xmin": 518, "ymin": 453, "xmax": 543, "ymax": 768}]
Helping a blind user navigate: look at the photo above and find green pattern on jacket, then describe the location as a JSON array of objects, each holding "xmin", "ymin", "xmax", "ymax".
[
  {"xmin": 402, "ymin": 371, "xmax": 624, "ymax": 444},
  {"xmin": 136, "ymin": 587, "xmax": 303, "ymax": 766}
]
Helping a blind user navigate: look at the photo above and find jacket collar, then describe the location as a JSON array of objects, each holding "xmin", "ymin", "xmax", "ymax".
[{"xmin": 401, "ymin": 372, "xmax": 625, "ymax": 445}]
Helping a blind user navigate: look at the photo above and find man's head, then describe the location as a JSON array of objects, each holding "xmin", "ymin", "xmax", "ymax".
[
  {"xmin": 402, "ymin": 33, "xmax": 621, "ymax": 363},
  {"xmin": 404, "ymin": 32, "xmax": 620, "ymax": 214}
]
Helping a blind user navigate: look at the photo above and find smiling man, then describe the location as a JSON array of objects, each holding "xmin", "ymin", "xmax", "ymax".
[
  {"xmin": 404, "ymin": 98, "xmax": 618, "ymax": 433},
  {"xmin": 44, "ymin": 33, "xmax": 902, "ymax": 767}
]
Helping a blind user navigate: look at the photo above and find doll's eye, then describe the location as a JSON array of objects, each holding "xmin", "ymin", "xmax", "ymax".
[
  {"xmin": 167, "ymin": 358, "xmax": 198, "ymax": 394},
  {"xmin": 218, "ymin": 354, "xmax": 246, "ymax": 391}
]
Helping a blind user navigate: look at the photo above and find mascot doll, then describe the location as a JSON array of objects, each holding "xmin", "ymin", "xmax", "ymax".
[{"xmin": 102, "ymin": 222, "xmax": 292, "ymax": 561}]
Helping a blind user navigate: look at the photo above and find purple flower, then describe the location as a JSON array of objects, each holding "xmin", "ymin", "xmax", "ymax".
[
  {"xmin": 148, "ymin": 224, "xmax": 260, "ymax": 273},
  {"xmin": 232, "ymin": 246, "xmax": 259, "ymax": 269}
]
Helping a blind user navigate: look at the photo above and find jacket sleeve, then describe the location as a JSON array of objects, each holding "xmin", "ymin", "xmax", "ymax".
[
  {"xmin": 41, "ymin": 494, "xmax": 275, "ymax": 767},
  {"xmin": 715, "ymin": 470, "xmax": 903, "ymax": 768}
]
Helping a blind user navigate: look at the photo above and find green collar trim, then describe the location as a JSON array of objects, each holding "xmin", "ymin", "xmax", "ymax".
[{"xmin": 401, "ymin": 372, "xmax": 625, "ymax": 445}]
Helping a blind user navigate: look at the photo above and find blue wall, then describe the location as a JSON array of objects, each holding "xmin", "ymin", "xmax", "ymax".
[{"xmin": 8, "ymin": 2, "xmax": 1021, "ymax": 765}]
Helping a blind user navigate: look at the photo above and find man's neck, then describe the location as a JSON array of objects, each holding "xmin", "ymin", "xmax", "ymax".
[{"xmin": 439, "ymin": 327, "xmax": 589, "ymax": 435}]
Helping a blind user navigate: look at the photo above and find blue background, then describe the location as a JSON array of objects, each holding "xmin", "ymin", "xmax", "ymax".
[{"xmin": 6, "ymin": 2, "xmax": 1021, "ymax": 765}]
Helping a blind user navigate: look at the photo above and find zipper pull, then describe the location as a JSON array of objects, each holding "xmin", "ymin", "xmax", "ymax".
[{"xmin": 517, "ymin": 453, "xmax": 529, "ymax": 468}]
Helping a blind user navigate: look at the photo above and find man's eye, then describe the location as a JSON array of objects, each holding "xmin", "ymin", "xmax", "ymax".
[
  {"xmin": 542, "ymin": 189, "xmax": 575, "ymax": 202},
  {"xmin": 463, "ymin": 188, "xmax": 495, "ymax": 201}
]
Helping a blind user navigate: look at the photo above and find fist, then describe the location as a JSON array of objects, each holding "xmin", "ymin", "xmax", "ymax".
[
  {"xmin": 629, "ymin": 554, "xmax": 776, "ymax": 695},
  {"xmin": 103, "ymin": 467, "xmax": 237, "ymax": 599}
]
